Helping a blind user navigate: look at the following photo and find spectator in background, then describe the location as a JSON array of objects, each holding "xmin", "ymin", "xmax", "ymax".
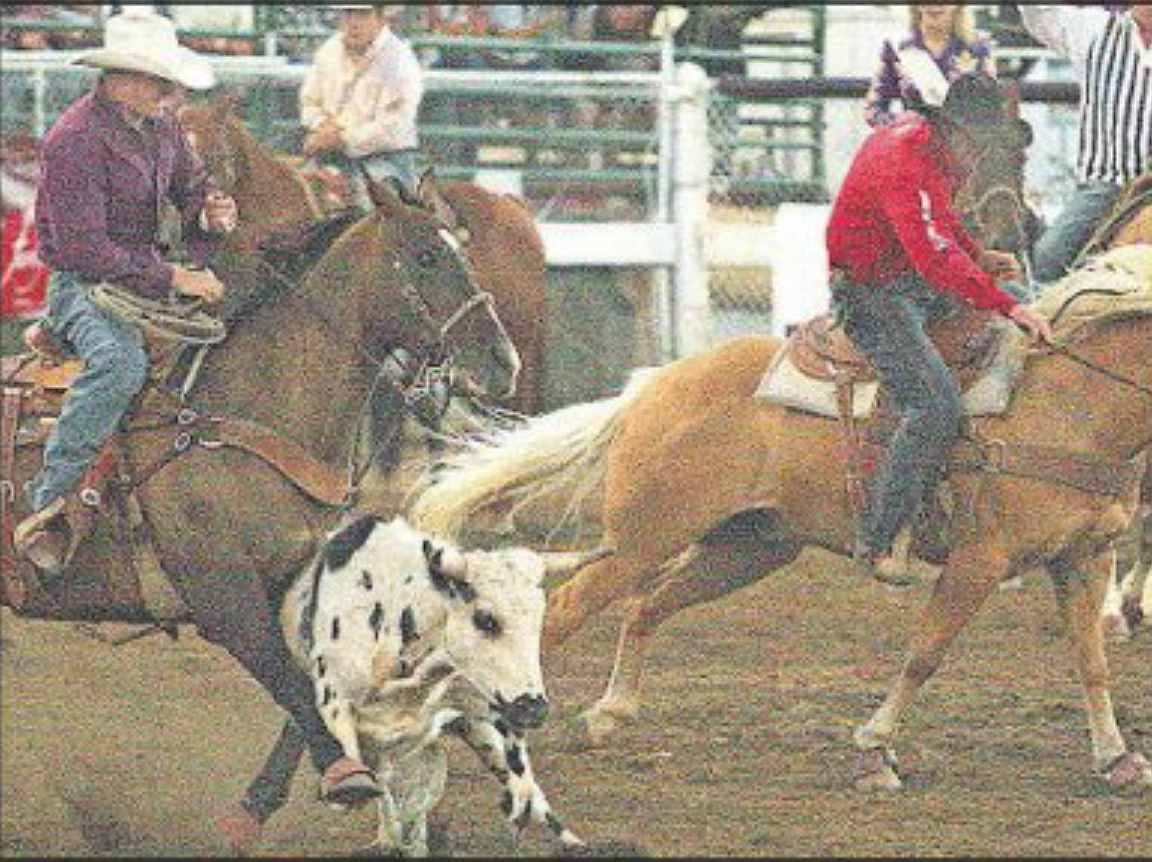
[
  {"xmin": 162, "ymin": 4, "xmax": 256, "ymax": 56},
  {"xmin": 673, "ymin": 6, "xmax": 774, "ymax": 78},
  {"xmin": 479, "ymin": 5, "xmax": 568, "ymax": 71},
  {"xmin": 3, "ymin": 4, "xmax": 102, "ymax": 51},
  {"xmin": 864, "ymin": 5, "xmax": 995, "ymax": 128},
  {"xmin": 299, "ymin": 4, "xmax": 424, "ymax": 206},
  {"xmin": 567, "ymin": 5, "xmax": 661, "ymax": 72},
  {"xmin": 1019, "ymin": 3, "xmax": 1151, "ymax": 285}
]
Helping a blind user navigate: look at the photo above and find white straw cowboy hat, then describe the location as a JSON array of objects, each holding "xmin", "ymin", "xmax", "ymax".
[{"xmin": 74, "ymin": 7, "xmax": 215, "ymax": 91}]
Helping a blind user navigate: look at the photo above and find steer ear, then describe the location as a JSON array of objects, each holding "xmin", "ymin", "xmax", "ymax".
[{"xmin": 539, "ymin": 546, "xmax": 615, "ymax": 582}]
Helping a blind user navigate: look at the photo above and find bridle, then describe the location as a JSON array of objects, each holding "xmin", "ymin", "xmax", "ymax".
[{"xmin": 1042, "ymin": 291, "xmax": 1152, "ymax": 401}]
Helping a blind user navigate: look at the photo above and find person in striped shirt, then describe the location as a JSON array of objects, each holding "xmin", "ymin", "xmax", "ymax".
[{"xmin": 1019, "ymin": 4, "xmax": 1152, "ymax": 285}]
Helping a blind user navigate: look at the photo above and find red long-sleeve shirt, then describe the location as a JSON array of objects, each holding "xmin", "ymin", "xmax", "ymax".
[{"xmin": 826, "ymin": 114, "xmax": 1018, "ymax": 316}]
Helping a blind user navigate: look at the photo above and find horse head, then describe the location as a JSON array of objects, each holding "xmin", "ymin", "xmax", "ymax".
[
  {"xmin": 179, "ymin": 91, "xmax": 248, "ymax": 199},
  {"xmin": 348, "ymin": 178, "xmax": 521, "ymax": 403},
  {"xmin": 957, "ymin": 82, "xmax": 1043, "ymax": 256}
]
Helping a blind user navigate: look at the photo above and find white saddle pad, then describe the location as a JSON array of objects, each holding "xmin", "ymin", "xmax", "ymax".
[{"xmin": 756, "ymin": 320, "xmax": 1025, "ymax": 419}]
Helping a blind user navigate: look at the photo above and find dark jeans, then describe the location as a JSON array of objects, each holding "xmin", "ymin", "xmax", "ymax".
[{"xmin": 832, "ymin": 274, "xmax": 965, "ymax": 556}]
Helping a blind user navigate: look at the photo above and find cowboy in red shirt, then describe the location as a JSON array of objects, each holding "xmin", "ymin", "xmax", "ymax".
[{"xmin": 826, "ymin": 72, "xmax": 1052, "ymax": 586}]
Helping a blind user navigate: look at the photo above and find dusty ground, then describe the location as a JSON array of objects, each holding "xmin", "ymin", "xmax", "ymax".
[{"xmin": 2, "ymin": 549, "xmax": 1149, "ymax": 858}]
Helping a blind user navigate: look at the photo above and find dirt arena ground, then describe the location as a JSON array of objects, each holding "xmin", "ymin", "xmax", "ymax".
[{"xmin": 2, "ymin": 549, "xmax": 1149, "ymax": 857}]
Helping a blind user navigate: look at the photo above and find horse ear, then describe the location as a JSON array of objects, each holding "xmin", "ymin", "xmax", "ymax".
[
  {"xmin": 212, "ymin": 87, "xmax": 242, "ymax": 117},
  {"xmin": 1001, "ymin": 81, "xmax": 1020, "ymax": 119},
  {"xmin": 366, "ymin": 175, "xmax": 409, "ymax": 216}
]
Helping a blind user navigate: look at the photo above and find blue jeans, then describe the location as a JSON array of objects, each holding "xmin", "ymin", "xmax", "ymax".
[
  {"xmin": 1032, "ymin": 180, "xmax": 1125, "ymax": 286},
  {"xmin": 26, "ymin": 272, "xmax": 148, "ymax": 512},
  {"xmin": 833, "ymin": 274, "xmax": 965, "ymax": 556},
  {"xmin": 316, "ymin": 149, "xmax": 422, "ymax": 210}
]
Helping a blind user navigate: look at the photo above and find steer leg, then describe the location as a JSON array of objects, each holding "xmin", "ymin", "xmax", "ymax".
[
  {"xmin": 451, "ymin": 717, "xmax": 585, "ymax": 851},
  {"xmin": 854, "ymin": 540, "xmax": 1007, "ymax": 790},
  {"xmin": 1052, "ymin": 550, "xmax": 1152, "ymax": 790}
]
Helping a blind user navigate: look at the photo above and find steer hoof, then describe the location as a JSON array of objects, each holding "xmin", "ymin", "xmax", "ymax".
[
  {"xmin": 1121, "ymin": 596, "xmax": 1146, "ymax": 632},
  {"xmin": 853, "ymin": 747, "xmax": 903, "ymax": 791},
  {"xmin": 1104, "ymin": 752, "xmax": 1152, "ymax": 791},
  {"xmin": 215, "ymin": 802, "xmax": 264, "ymax": 857}
]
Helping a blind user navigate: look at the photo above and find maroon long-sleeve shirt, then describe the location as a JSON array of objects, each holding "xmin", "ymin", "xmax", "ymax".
[{"xmin": 34, "ymin": 85, "xmax": 219, "ymax": 298}]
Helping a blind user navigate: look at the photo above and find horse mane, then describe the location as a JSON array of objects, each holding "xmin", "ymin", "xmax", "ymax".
[{"xmin": 1030, "ymin": 244, "xmax": 1152, "ymax": 344}]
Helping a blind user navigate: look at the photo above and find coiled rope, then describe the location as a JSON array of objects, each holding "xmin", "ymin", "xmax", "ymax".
[{"xmin": 89, "ymin": 282, "xmax": 227, "ymax": 346}]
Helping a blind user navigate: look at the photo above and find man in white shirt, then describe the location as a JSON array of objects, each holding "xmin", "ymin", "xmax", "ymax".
[
  {"xmin": 300, "ymin": 4, "xmax": 424, "ymax": 207},
  {"xmin": 1018, "ymin": 4, "xmax": 1152, "ymax": 285}
]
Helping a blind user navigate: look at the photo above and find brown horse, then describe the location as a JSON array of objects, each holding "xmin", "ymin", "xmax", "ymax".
[
  {"xmin": 1, "ymin": 181, "xmax": 520, "ymax": 820},
  {"xmin": 178, "ymin": 96, "xmax": 547, "ymax": 417},
  {"xmin": 410, "ymin": 244, "xmax": 1152, "ymax": 793}
]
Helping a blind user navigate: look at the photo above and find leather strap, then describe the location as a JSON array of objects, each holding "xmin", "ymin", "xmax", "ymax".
[
  {"xmin": 199, "ymin": 417, "xmax": 354, "ymax": 508},
  {"xmin": 956, "ymin": 439, "xmax": 1144, "ymax": 500},
  {"xmin": 0, "ymin": 387, "xmax": 28, "ymax": 610},
  {"xmin": 833, "ymin": 374, "xmax": 868, "ymax": 515}
]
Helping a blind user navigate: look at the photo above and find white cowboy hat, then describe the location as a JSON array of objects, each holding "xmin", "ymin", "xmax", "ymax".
[{"xmin": 74, "ymin": 8, "xmax": 215, "ymax": 91}]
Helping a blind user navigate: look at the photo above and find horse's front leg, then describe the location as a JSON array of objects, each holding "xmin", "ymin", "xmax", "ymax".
[
  {"xmin": 854, "ymin": 541, "xmax": 1008, "ymax": 790},
  {"xmin": 1052, "ymin": 550, "xmax": 1152, "ymax": 790},
  {"xmin": 452, "ymin": 716, "xmax": 585, "ymax": 851}
]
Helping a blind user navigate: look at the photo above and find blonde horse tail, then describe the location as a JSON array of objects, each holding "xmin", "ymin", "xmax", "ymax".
[{"xmin": 409, "ymin": 368, "xmax": 658, "ymax": 542}]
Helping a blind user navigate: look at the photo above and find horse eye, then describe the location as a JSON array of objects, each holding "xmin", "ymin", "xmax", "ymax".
[{"xmin": 473, "ymin": 610, "xmax": 501, "ymax": 637}]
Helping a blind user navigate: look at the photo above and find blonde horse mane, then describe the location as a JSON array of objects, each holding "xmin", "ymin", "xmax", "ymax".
[
  {"xmin": 1030, "ymin": 243, "xmax": 1152, "ymax": 345},
  {"xmin": 408, "ymin": 368, "xmax": 659, "ymax": 543}
]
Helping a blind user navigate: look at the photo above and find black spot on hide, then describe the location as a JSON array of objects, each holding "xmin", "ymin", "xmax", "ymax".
[
  {"xmin": 323, "ymin": 517, "xmax": 380, "ymax": 571},
  {"xmin": 361, "ymin": 570, "xmax": 373, "ymax": 591},
  {"xmin": 400, "ymin": 607, "xmax": 417, "ymax": 646},
  {"xmin": 443, "ymin": 716, "xmax": 469, "ymax": 736},
  {"xmin": 322, "ymin": 685, "xmax": 334, "ymax": 706},
  {"xmin": 316, "ymin": 655, "xmax": 327, "ymax": 678},
  {"xmin": 507, "ymin": 743, "xmax": 526, "ymax": 777},
  {"xmin": 493, "ymin": 718, "xmax": 510, "ymax": 738},
  {"xmin": 331, "ymin": 616, "xmax": 341, "ymax": 642},
  {"xmin": 500, "ymin": 789, "xmax": 514, "ymax": 816},
  {"xmin": 369, "ymin": 603, "xmax": 385, "ymax": 640}
]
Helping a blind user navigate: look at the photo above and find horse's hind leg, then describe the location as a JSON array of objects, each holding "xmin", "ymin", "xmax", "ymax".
[
  {"xmin": 853, "ymin": 541, "xmax": 1008, "ymax": 790},
  {"xmin": 1051, "ymin": 550, "xmax": 1152, "ymax": 789},
  {"xmin": 576, "ymin": 510, "xmax": 803, "ymax": 746}
]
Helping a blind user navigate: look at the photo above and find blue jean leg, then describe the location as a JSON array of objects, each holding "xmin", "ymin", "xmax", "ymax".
[
  {"xmin": 1032, "ymin": 180, "xmax": 1124, "ymax": 286},
  {"xmin": 27, "ymin": 273, "xmax": 149, "ymax": 512},
  {"xmin": 837, "ymin": 281, "xmax": 964, "ymax": 555}
]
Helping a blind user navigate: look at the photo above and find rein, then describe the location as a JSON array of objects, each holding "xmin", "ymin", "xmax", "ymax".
[{"xmin": 1045, "ymin": 341, "xmax": 1152, "ymax": 400}]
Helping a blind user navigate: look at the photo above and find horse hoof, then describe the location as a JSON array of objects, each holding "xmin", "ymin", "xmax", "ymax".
[
  {"xmin": 853, "ymin": 747, "xmax": 903, "ymax": 792},
  {"xmin": 1121, "ymin": 596, "xmax": 1145, "ymax": 631},
  {"xmin": 1105, "ymin": 752, "xmax": 1152, "ymax": 790},
  {"xmin": 216, "ymin": 802, "xmax": 263, "ymax": 857},
  {"xmin": 320, "ymin": 757, "xmax": 383, "ymax": 809},
  {"xmin": 1102, "ymin": 612, "xmax": 1133, "ymax": 643}
]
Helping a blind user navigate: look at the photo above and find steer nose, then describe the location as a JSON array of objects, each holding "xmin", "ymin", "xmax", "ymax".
[{"xmin": 504, "ymin": 693, "xmax": 550, "ymax": 730}]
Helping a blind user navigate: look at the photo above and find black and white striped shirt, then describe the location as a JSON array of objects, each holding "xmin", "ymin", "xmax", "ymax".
[{"xmin": 1022, "ymin": 6, "xmax": 1151, "ymax": 185}]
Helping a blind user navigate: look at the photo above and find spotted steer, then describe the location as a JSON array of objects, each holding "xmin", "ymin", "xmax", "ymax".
[{"xmin": 279, "ymin": 515, "xmax": 591, "ymax": 856}]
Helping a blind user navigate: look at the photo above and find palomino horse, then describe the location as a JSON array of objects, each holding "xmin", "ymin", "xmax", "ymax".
[
  {"xmin": 1, "ymin": 181, "xmax": 520, "ymax": 827},
  {"xmin": 1086, "ymin": 171, "xmax": 1152, "ymax": 640},
  {"xmin": 410, "ymin": 245, "xmax": 1152, "ymax": 793},
  {"xmin": 178, "ymin": 95, "xmax": 547, "ymax": 417}
]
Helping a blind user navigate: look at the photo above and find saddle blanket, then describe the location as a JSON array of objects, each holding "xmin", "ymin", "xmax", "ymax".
[{"xmin": 755, "ymin": 320, "xmax": 1025, "ymax": 419}]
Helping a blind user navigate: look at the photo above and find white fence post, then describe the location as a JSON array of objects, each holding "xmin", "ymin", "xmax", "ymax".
[{"xmin": 669, "ymin": 62, "xmax": 713, "ymax": 359}]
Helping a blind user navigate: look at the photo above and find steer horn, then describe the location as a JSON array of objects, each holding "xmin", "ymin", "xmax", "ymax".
[{"xmin": 540, "ymin": 546, "xmax": 615, "ymax": 580}]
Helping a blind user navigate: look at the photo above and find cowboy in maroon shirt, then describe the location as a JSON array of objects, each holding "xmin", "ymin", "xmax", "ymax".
[
  {"xmin": 14, "ymin": 7, "xmax": 382, "ymax": 816},
  {"xmin": 826, "ymin": 72, "xmax": 1052, "ymax": 586}
]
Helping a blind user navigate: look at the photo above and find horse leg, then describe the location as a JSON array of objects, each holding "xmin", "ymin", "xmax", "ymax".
[
  {"xmin": 543, "ymin": 549, "xmax": 656, "ymax": 651},
  {"xmin": 218, "ymin": 719, "xmax": 307, "ymax": 855},
  {"xmin": 1051, "ymin": 551, "xmax": 1152, "ymax": 789},
  {"xmin": 576, "ymin": 512, "xmax": 803, "ymax": 746},
  {"xmin": 165, "ymin": 568, "xmax": 369, "ymax": 805},
  {"xmin": 853, "ymin": 541, "xmax": 1008, "ymax": 790}
]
